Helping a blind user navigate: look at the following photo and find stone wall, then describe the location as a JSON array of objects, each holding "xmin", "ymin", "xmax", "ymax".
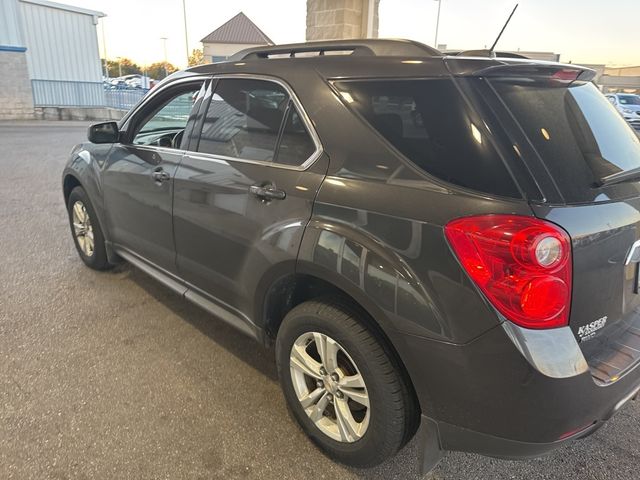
[
  {"xmin": 0, "ymin": 50, "xmax": 34, "ymax": 120},
  {"xmin": 306, "ymin": 0, "xmax": 379, "ymax": 41}
]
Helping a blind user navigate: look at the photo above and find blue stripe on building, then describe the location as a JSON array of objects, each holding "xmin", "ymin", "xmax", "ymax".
[{"xmin": 0, "ymin": 45, "xmax": 27, "ymax": 52}]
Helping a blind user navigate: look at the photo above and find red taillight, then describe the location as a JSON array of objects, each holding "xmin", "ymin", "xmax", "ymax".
[{"xmin": 444, "ymin": 215, "xmax": 572, "ymax": 329}]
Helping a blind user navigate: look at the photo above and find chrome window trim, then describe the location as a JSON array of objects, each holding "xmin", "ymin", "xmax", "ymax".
[
  {"xmin": 185, "ymin": 73, "xmax": 323, "ymax": 171},
  {"xmin": 120, "ymin": 73, "xmax": 323, "ymax": 171}
]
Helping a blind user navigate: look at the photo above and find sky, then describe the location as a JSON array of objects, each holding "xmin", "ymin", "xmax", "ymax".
[{"xmin": 73, "ymin": 0, "xmax": 639, "ymax": 69}]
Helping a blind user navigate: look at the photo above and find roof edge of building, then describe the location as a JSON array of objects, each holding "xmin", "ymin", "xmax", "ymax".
[
  {"xmin": 19, "ymin": 0, "xmax": 105, "ymax": 18},
  {"xmin": 200, "ymin": 12, "xmax": 272, "ymax": 45}
]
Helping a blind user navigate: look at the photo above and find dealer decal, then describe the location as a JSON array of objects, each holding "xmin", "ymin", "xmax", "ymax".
[{"xmin": 578, "ymin": 316, "xmax": 607, "ymax": 341}]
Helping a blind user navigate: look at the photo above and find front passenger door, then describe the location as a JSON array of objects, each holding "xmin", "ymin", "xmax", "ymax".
[{"xmin": 103, "ymin": 79, "xmax": 206, "ymax": 272}]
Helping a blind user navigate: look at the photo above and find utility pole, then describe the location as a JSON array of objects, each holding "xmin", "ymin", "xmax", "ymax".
[
  {"xmin": 182, "ymin": 0, "xmax": 190, "ymax": 65},
  {"xmin": 116, "ymin": 56, "xmax": 122, "ymax": 77},
  {"xmin": 160, "ymin": 37, "xmax": 168, "ymax": 78},
  {"xmin": 101, "ymin": 18, "xmax": 109, "ymax": 77},
  {"xmin": 434, "ymin": 0, "xmax": 443, "ymax": 48}
]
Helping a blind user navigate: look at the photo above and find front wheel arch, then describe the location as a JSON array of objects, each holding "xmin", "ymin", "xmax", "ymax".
[{"xmin": 63, "ymin": 173, "xmax": 82, "ymax": 205}]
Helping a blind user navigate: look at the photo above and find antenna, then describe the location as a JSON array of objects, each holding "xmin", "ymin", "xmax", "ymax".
[{"xmin": 489, "ymin": 4, "xmax": 519, "ymax": 54}]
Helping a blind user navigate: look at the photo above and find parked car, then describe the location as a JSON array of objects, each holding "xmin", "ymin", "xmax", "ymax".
[
  {"xmin": 62, "ymin": 39, "xmax": 640, "ymax": 473},
  {"xmin": 606, "ymin": 93, "xmax": 640, "ymax": 130}
]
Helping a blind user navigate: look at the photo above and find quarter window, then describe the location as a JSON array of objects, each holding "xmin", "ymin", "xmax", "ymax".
[
  {"xmin": 334, "ymin": 79, "xmax": 520, "ymax": 198},
  {"xmin": 198, "ymin": 78, "xmax": 316, "ymax": 166},
  {"xmin": 276, "ymin": 101, "xmax": 316, "ymax": 166}
]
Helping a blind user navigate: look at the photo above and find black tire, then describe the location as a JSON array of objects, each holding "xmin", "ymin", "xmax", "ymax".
[
  {"xmin": 276, "ymin": 298, "xmax": 417, "ymax": 468},
  {"xmin": 67, "ymin": 186, "xmax": 112, "ymax": 270}
]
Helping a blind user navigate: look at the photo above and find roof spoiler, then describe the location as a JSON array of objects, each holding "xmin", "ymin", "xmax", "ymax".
[
  {"xmin": 229, "ymin": 39, "xmax": 441, "ymax": 61},
  {"xmin": 445, "ymin": 58, "xmax": 597, "ymax": 83}
]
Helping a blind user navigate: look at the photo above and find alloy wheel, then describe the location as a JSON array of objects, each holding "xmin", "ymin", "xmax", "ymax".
[
  {"xmin": 289, "ymin": 332, "xmax": 370, "ymax": 443},
  {"xmin": 72, "ymin": 200, "xmax": 95, "ymax": 257}
]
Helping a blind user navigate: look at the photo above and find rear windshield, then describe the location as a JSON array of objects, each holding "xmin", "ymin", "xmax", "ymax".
[
  {"xmin": 334, "ymin": 79, "xmax": 520, "ymax": 198},
  {"xmin": 491, "ymin": 80, "xmax": 640, "ymax": 203}
]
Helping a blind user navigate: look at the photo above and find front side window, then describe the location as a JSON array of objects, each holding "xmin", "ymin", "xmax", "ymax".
[
  {"xmin": 133, "ymin": 85, "xmax": 202, "ymax": 148},
  {"xmin": 198, "ymin": 78, "xmax": 316, "ymax": 166},
  {"xmin": 334, "ymin": 79, "xmax": 520, "ymax": 198}
]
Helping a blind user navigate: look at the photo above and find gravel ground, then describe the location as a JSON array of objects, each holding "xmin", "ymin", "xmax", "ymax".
[{"xmin": 1, "ymin": 121, "xmax": 639, "ymax": 480}]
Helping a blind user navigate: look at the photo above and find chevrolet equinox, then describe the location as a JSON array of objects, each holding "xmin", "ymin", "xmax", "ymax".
[{"xmin": 62, "ymin": 39, "xmax": 640, "ymax": 472}]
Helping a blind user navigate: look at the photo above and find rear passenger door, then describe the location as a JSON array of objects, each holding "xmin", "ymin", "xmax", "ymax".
[{"xmin": 173, "ymin": 76, "xmax": 328, "ymax": 319}]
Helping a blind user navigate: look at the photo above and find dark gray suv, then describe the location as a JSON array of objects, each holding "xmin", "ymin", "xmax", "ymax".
[{"xmin": 62, "ymin": 39, "xmax": 640, "ymax": 472}]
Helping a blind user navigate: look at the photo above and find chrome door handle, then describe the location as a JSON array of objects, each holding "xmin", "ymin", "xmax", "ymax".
[
  {"xmin": 249, "ymin": 184, "xmax": 286, "ymax": 201},
  {"xmin": 151, "ymin": 167, "xmax": 170, "ymax": 183}
]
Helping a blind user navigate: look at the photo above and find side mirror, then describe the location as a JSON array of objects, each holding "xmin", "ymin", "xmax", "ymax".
[{"xmin": 88, "ymin": 122, "xmax": 119, "ymax": 144}]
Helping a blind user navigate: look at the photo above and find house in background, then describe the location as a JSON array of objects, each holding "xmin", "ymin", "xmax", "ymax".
[{"xmin": 201, "ymin": 12, "xmax": 273, "ymax": 63}]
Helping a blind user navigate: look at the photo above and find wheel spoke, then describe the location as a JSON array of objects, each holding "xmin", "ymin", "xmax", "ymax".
[
  {"xmin": 86, "ymin": 234, "xmax": 94, "ymax": 254},
  {"xmin": 308, "ymin": 391, "xmax": 330, "ymax": 422},
  {"xmin": 339, "ymin": 373, "xmax": 365, "ymax": 389},
  {"xmin": 73, "ymin": 202, "xmax": 84, "ymax": 222},
  {"xmin": 314, "ymin": 332, "xmax": 339, "ymax": 372},
  {"xmin": 73, "ymin": 222, "xmax": 84, "ymax": 235},
  {"xmin": 334, "ymin": 397, "xmax": 360, "ymax": 442},
  {"xmin": 299, "ymin": 387, "xmax": 325, "ymax": 408},
  {"xmin": 290, "ymin": 344, "xmax": 323, "ymax": 379},
  {"xmin": 340, "ymin": 387, "xmax": 370, "ymax": 407}
]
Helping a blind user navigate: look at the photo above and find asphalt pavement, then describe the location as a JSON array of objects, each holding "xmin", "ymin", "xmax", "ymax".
[{"xmin": 1, "ymin": 121, "xmax": 639, "ymax": 479}]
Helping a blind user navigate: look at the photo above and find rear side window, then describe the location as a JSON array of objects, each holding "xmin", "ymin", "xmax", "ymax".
[
  {"xmin": 197, "ymin": 78, "xmax": 316, "ymax": 166},
  {"xmin": 492, "ymin": 81, "xmax": 640, "ymax": 203},
  {"xmin": 199, "ymin": 78, "xmax": 287, "ymax": 162},
  {"xmin": 334, "ymin": 79, "xmax": 520, "ymax": 198}
]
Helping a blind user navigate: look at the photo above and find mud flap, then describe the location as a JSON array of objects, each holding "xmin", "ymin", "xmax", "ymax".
[{"xmin": 417, "ymin": 416, "xmax": 445, "ymax": 474}]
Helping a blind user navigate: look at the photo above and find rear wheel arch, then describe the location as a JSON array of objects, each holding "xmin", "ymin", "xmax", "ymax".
[{"xmin": 261, "ymin": 270, "xmax": 422, "ymax": 427}]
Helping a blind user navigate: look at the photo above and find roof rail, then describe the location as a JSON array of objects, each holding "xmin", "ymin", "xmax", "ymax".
[{"xmin": 229, "ymin": 39, "xmax": 441, "ymax": 61}]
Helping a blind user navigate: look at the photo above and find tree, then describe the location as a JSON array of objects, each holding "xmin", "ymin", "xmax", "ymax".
[
  {"xmin": 146, "ymin": 61, "xmax": 178, "ymax": 80},
  {"xmin": 102, "ymin": 58, "xmax": 142, "ymax": 77},
  {"xmin": 188, "ymin": 48, "xmax": 205, "ymax": 67}
]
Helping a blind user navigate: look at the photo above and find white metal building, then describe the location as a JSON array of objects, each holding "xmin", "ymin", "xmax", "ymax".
[{"xmin": 0, "ymin": 0, "xmax": 105, "ymax": 118}]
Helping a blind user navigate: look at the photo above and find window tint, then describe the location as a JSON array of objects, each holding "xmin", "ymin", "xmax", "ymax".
[
  {"xmin": 274, "ymin": 101, "xmax": 316, "ymax": 166},
  {"xmin": 335, "ymin": 79, "xmax": 519, "ymax": 197},
  {"xmin": 492, "ymin": 81, "xmax": 640, "ymax": 202},
  {"xmin": 198, "ymin": 78, "xmax": 288, "ymax": 162},
  {"xmin": 133, "ymin": 88, "xmax": 200, "ymax": 147}
]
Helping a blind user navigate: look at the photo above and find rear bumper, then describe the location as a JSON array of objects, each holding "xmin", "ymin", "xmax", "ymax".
[{"xmin": 397, "ymin": 322, "xmax": 640, "ymax": 462}]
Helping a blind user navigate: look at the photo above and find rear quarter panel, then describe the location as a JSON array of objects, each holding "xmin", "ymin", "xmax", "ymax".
[{"xmin": 295, "ymin": 71, "xmax": 534, "ymax": 344}]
